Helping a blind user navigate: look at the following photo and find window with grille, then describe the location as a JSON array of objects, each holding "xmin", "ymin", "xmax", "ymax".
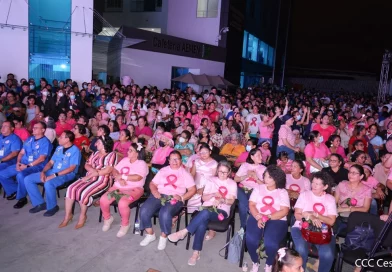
[
  {"xmin": 105, "ymin": 0, "xmax": 123, "ymax": 11},
  {"xmin": 197, "ymin": 0, "xmax": 219, "ymax": 18}
]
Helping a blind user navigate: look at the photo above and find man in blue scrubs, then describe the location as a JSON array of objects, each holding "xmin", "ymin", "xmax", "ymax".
[
  {"xmin": 0, "ymin": 121, "xmax": 22, "ymax": 171},
  {"xmin": 25, "ymin": 130, "xmax": 81, "ymax": 216},
  {"xmin": 0, "ymin": 121, "xmax": 52, "ymax": 209}
]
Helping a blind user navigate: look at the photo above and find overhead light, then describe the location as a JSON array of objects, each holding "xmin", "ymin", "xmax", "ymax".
[
  {"xmin": 61, "ymin": 64, "xmax": 66, "ymax": 69},
  {"xmin": 152, "ymin": 28, "xmax": 154, "ymax": 31}
]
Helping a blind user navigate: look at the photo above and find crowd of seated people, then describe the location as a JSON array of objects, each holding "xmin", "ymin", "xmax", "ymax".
[{"xmin": 1, "ymin": 73, "xmax": 392, "ymax": 272}]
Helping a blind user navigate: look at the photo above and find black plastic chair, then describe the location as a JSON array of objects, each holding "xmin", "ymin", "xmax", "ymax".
[
  {"xmin": 185, "ymin": 200, "xmax": 237, "ymax": 258},
  {"xmin": 336, "ymin": 212, "xmax": 392, "ymax": 272}
]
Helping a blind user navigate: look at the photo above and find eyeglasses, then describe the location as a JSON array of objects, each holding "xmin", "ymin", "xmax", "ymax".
[
  {"xmin": 348, "ymin": 171, "xmax": 360, "ymax": 175},
  {"xmin": 218, "ymin": 171, "xmax": 229, "ymax": 175}
]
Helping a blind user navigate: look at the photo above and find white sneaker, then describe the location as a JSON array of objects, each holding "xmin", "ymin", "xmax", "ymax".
[
  {"xmin": 251, "ymin": 262, "xmax": 260, "ymax": 272},
  {"xmin": 264, "ymin": 264, "xmax": 272, "ymax": 272},
  {"xmin": 140, "ymin": 233, "xmax": 156, "ymax": 246},
  {"xmin": 102, "ymin": 216, "xmax": 114, "ymax": 232},
  {"xmin": 116, "ymin": 224, "xmax": 130, "ymax": 238},
  {"xmin": 157, "ymin": 236, "xmax": 168, "ymax": 250}
]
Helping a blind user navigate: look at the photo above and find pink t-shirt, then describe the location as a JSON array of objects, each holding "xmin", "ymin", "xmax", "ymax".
[
  {"xmin": 285, "ymin": 174, "xmax": 311, "ymax": 193},
  {"xmin": 258, "ymin": 121, "xmax": 274, "ymax": 139},
  {"xmin": 14, "ymin": 128, "xmax": 30, "ymax": 142},
  {"xmin": 331, "ymin": 146, "xmax": 347, "ymax": 160},
  {"xmin": 113, "ymin": 141, "xmax": 131, "ymax": 158},
  {"xmin": 293, "ymin": 190, "xmax": 337, "ymax": 228},
  {"xmin": 153, "ymin": 165, "xmax": 195, "ymax": 196},
  {"xmin": 114, "ymin": 159, "xmax": 149, "ymax": 189},
  {"xmin": 278, "ymin": 125, "xmax": 296, "ymax": 147},
  {"xmin": 362, "ymin": 176, "xmax": 379, "ymax": 191},
  {"xmin": 304, "ymin": 142, "xmax": 331, "ymax": 174},
  {"xmin": 313, "ymin": 124, "xmax": 335, "ymax": 143},
  {"xmin": 234, "ymin": 151, "xmax": 249, "ymax": 165},
  {"xmin": 174, "ymin": 111, "xmax": 192, "ymax": 123},
  {"xmin": 202, "ymin": 176, "xmax": 237, "ymax": 215},
  {"xmin": 135, "ymin": 126, "xmax": 153, "ymax": 137},
  {"xmin": 249, "ymin": 184, "xmax": 290, "ymax": 220},
  {"xmin": 151, "ymin": 147, "xmax": 174, "ymax": 165},
  {"xmin": 236, "ymin": 163, "xmax": 266, "ymax": 189},
  {"xmin": 336, "ymin": 181, "xmax": 372, "ymax": 208}
]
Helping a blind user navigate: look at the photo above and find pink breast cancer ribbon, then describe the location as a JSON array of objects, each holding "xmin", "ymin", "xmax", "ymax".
[
  {"xmin": 289, "ymin": 184, "xmax": 301, "ymax": 192},
  {"xmin": 313, "ymin": 203, "xmax": 326, "ymax": 215},
  {"xmin": 164, "ymin": 174, "xmax": 178, "ymax": 189},
  {"xmin": 120, "ymin": 167, "xmax": 130, "ymax": 175},
  {"xmin": 260, "ymin": 196, "xmax": 277, "ymax": 213},
  {"xmin": 110, "ymin": 106, "xmax": 116, "ymax": 114},
  {"xmin": 218, "ymin": 186, "xmax": 228, "ymax": 199},
  {"xmin": 250, "ymin": 117, "xmax": 257, "ymax": 126}
]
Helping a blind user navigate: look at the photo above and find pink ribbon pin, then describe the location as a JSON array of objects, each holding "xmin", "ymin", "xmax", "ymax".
[
  {"xmin": 313, "ymin": 203, "xmax": 326, "ymax": 215},
  {"xmin": 260, "ymin": 196, "xmax": 277, "ymax": 213},
  {"xmin": 164, "ymin": 174, "xmax": 178, "ymax": 189},
  {"xmin": 289, "ymin": 184, "xmax": 301, "ymax": 192}
]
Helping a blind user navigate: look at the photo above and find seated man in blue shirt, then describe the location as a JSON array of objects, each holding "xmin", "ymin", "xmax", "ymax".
[
  {"xmin": 0, "ymin": 121, "xmax": 52, "ymax": 209},
  {"xmin": 0, "ymin": 120, "xmax": 23, "ymax": 171},
  {"xmin": 25, "ymin": 130, "xmax": 81, "ymax": 216}
]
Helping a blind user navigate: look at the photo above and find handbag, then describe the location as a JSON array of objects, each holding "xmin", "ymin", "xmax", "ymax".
[
  {"xmin": 219, "ymin": 229, "xmax": 244, "ymax": 264},
  {"xmin": 344, "ymin": 222, "xmax": 375, "ymax": 252},
  {"xmin": 310, "ymin": 158, "xmax": 329, "ymax": 173},
  {"xmin": 301, "ymin": 224, "xmax": 332, "ymax": 245}
]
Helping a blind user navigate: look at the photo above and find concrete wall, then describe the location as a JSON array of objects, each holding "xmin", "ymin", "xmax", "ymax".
[
  {"xmin": 103, "ymin": 0, "xmax": 168, "ymax": 33},
  {"xmin": 0, "ymin": 0, "xmax": 29, "ymax": 81},
  {"xmin": 70, "ymin": 0, "xmax": 94, "ymax": 85},
  {"xmin": 167, "ymin": 0, "xmax": 222, "ymax": 46},
  {"xmin": 121, "ymin": 48, "xmax": 225, "ymax": 91}
]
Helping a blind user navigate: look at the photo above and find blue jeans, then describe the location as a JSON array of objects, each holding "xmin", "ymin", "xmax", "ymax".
[
  {"xmin": 0, "ymin": 164, "xmax": 43, "ymax": 199},
  {"xmin": 187, "ymin": 209, "xmax": 228, "ymax": 251},
  {"xmin": 24, "ymin": 170, "xmax": 75, "ymax": 210},
  {"xmin": 277, "ymin": 145, "xmax": 295, "ymax": 160},
  {"xmin": 369, "ymin": 199, "xmax": 378, "ymax": 215},
  {"xmin": 139, "ymin": 194, "xmax": 183, "ymax": 235},
  {"xmin": 237, "ymin": 187, "xmax": 251, "ymax": 228},
  {"xmin": 291, "ymin": 227, "xmax": 336, "ymax": 272},
  {"xmin": 246, "ymin": 215, "xmax": 288, "ymax": 265}
]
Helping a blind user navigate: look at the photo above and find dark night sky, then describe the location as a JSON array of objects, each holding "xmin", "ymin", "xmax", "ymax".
[{"xmin": 287, "ymin": 1, "xmax": 392, "ymax": 74}]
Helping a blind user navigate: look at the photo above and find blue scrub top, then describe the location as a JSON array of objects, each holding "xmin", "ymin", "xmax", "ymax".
[
  {"xmin": 0, "ymin": 133, "xmax": 22, "ymax": 162},
  {"xmin": 21, "ymin": 136, "xmax": 53, "ymax": 165},
  {"xmin": 51, "ymin": 145, "xmax": 81, "ymax": 174}
]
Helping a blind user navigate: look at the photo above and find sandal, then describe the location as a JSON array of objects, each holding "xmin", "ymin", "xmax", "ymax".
[
  {"xmin": 188, "ymin": 251, "xmax": 200, "ymax": 266},
  {"xmin": 204, "ymin": 230, "xmax": 216, "ymax": 241}
]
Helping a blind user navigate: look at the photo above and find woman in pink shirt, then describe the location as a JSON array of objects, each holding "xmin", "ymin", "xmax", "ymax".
[
  {"xmin": 334, "ymin": 164, "xmax": 372, "ymax": 236},
  {"xmin": 304, "ymin": 130, "xmax": 331, "ymax": 175},
  {"xmin": 151, "ymin": 132, "xmax": 174, "ymax": 170},
  {"xmin": 291, "ymin": 171, "xmax": 337, "ymax": 272},
  {"xmin": 135, "ymin": 116, "xmax": 153, "ymax": 140},
  {"xmin": 139, "ymin": 151, "xmax": 196, "ymax": 251},
  {"xmin": 327, "ymin": 135, "xmax": 347, "ymax": 161},
  {"xmin": 55, "ymin": 112, "xmax": 73, "ymax": 137},
  {"xmin": 362, "ymin": 164, "xmax": 386, "ymax": 215},
  {"xmin": 234, "ymin": 148, "xmax": 266, "ymax": 228},
  {"xmin": 13, "ymin": 117, "xmax": 30, "ymax": 142},
  {"xmin": 286, "ymin": 160, "xmax": 310, "ymax": 204},
  {"xmin": 234, "ymin": 138, "xmax": 258, "ymax": 167},
  {"xmin": 258, "ymin": 111, "xmax": 280, "ymax": 146},
  {"xmin": 277, "ymin": 114, "xmax": 298, "ymax": 160},
  {"xmin": 113, "ymin": 129, "xmax": 132, "ymax": 160},
  {"xmin": 245, "ymin": 165, "xmax": 290, "ymax": 272},
  {"xmin": 100, "ymin": 142, "xmax": 149, "ymax": 237},
  {"xmin": 168, "ymin": 161, "xmax": 237, "ymax": 266},
  {"xmin": 174, "ymin": 102, "xmax": 192, "ymax": 123},
  {"xmin": 313, "ymin": 115, "xmax": 336, "ymax": 144}
]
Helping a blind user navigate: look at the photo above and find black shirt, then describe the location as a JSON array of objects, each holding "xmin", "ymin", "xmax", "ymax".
[{"xmin": 322, "ymin": 167, "xmax": 348, "ymax": 185}]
